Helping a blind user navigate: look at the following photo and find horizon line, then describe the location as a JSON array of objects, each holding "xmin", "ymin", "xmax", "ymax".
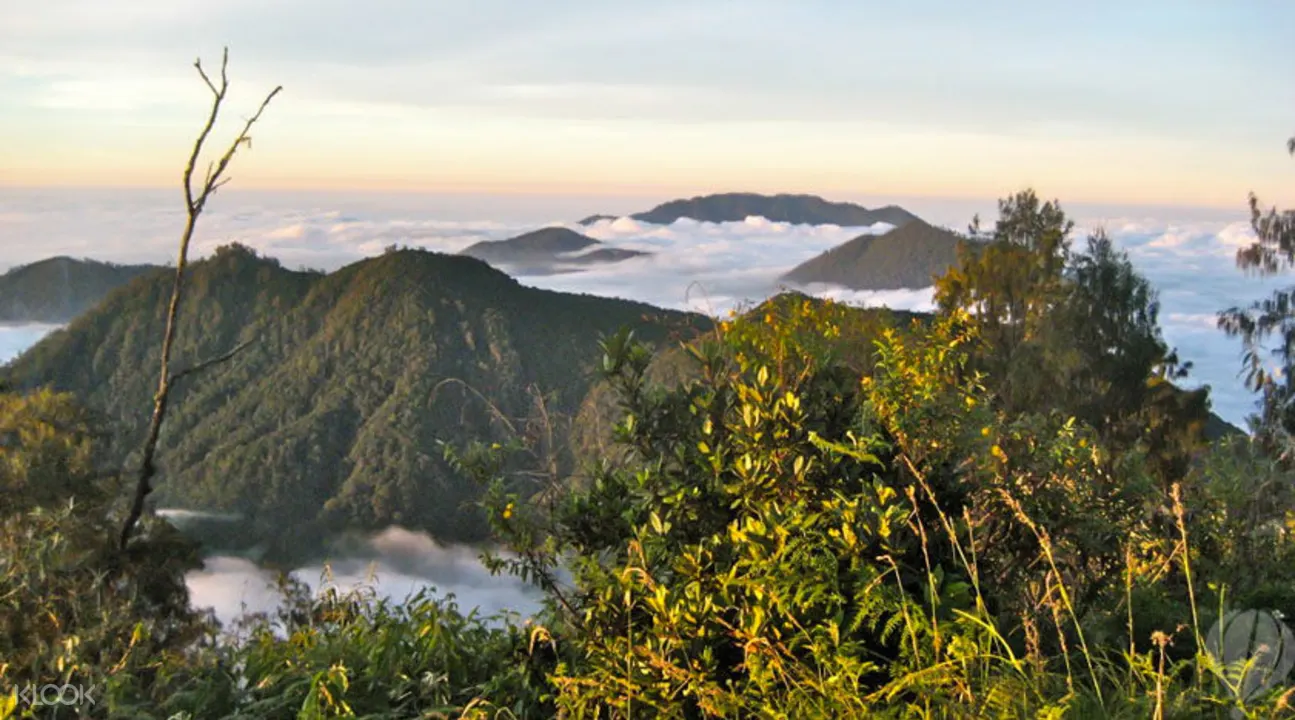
[{"xmin": 0, "ymin": 180, "xmax": 1256, "ymax": 216}]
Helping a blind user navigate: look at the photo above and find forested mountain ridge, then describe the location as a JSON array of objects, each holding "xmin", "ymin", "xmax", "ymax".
[
  {"xmin": 0, "ymin": 256, "xmax": 163, "ymax": 323},
  {"xmin": 3, "ymin": 243, "xmax": 709, "ymax": 557}
]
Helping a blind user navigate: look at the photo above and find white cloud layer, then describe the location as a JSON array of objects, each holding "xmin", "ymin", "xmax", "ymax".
[{"xmin": 184, "ymin": 527, "xmax": 543, "ymax": 630}]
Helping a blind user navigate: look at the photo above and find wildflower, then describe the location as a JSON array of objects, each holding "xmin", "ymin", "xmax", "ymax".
[
  {"xmin": 764, "ymin": 313, "xmax": 774, "ymax": 324},
  {"xmin": 991, "ymin": 444, "xmax": 1007, "ymax": 462},
  {"xmin": 966, "ymin": 396, "xmax": 976, "ymax": 408},
  {"xmin": 502, "ymin": 502, "xmax": 514, "ymax": 520},
  {"xmin": 981, "ymin": 426, "xmax": 991, "ymax": 437}
]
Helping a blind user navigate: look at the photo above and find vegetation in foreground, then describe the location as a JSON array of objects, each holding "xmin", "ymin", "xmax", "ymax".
[
  {"xmin": 3, "ymin": 50, "xmax": 1295, "ymax": 719},
  {"xmin": 5, "ymin": 186, "xmax": 1295, "ymax": 717}
]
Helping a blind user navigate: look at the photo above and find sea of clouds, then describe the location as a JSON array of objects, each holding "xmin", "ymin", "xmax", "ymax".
[{"xmin": 2, "ymin": 187, "xmax": 1291, "ymax": 626}]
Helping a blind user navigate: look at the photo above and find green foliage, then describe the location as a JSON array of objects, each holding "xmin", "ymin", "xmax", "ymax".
[
  {"xmin": 0, "ymin": 390, "xmax": 213, "ymax": 717},
  {"xmin": 459, "ymin": 295, "xmax": 1295, "ymax": 717},
  {"xmin": 159, "ymin": 580, "xmax": 554, "ymax": 719},
  {"xmin": 1219, "ymin": 134, "xmax": 1295, "ymax": 453}
]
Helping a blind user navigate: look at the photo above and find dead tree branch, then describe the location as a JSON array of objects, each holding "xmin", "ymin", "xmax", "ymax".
[
  {"xmin": 120, "ymin": 48, "xmax": 282, "ymax": 551},
  {"xmin": 170, "ymin": 338, "xmax": 257, "ymax": 386}
]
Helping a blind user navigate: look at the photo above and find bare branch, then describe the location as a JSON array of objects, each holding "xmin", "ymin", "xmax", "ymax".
[
  {"xmin": 120, "ymin": 48, "xmax": 280, "ymax": 552},
  {"xmin": 171, "ymin": 338, "xmax": 255, "ymax": 386},
  {"xmin": 195, "ymin": 58, "xmax": 221, "ymax": 97},
  {"xmin": 183, "ymin": 54, "xmax": 228, "ymax": 212},
  {"xmin": 219, "ymin": 46, "xmax": 229, "ymax": 90},
  {"xmin": 197, "ymin": 84, "xmax": 283, "ymax": 209}
]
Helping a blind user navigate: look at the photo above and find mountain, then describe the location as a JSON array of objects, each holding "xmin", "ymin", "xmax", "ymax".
[
  {"xmin": 781, "ymin": 219, "xmax": 965, "ymax": 290},
  {"xmin": 578, "ymin": 193, "xmax": 921, "ymax": 228},
  {"xmin": 576, "ymin": 214, "xmax": 619, "ymax": 225},
  {"xmin": 458, "ymin": 227, "xmax": 651, "ymax": 275},
  {"xmin": 4, "ymin": 243, "xmax": 708, "ymax": 559},
  {"xmin": 0, "ymin": 257, "xmax": 163, "ymax": 323}
]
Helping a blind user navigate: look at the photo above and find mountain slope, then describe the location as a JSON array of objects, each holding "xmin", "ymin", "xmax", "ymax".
[
  {"xmin": 459, "ymin": 227, "xmax": 650, "ymax": 274},
  {"xmin": 579, "ymin": 193, "xmax": 921, "ymax": 228},
  {"xmin": 0, "ymin": 257, "xmax": 163, "ymax": 323},
  {"xmin": 4, "ymin": 243, "xmax": 708, "ymax": 557},
  {"xmin": 781, "ymin": 219, "xmax": 965, "ymax": 290}
]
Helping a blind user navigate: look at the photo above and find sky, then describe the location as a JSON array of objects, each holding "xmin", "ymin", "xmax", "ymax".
[{"xmin": 2, "ymin": 0, "xmax": 1294, "ymax": 207}]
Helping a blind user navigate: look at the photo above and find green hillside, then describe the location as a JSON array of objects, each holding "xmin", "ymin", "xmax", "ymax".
[
  {"xmin": 3, "ymin": 243, "xmax": 709, "ymax": 557},
  {"xmin": 781, "ymin": 218, "xmax": 965, "ymax": 290},
  {"xmin": 0, "ymin": 256, "xmax": 163, "ymax": 323}
]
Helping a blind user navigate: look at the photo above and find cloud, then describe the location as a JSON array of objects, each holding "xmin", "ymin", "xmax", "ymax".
[
  {"xmin": 5, "ymin": 0, "xmax": 1291, "ymax": 139},
  {"xmin": 0, "ymin": 324, "xmax": 61, "ymax": 365},
  {"xmin": 184, "ymin": 526, "xmax": 544, "ymax": 629}
]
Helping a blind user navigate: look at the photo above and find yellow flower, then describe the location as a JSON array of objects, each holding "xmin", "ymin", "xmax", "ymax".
[
  {"xmin": 965, "ymin": 396, "xmax": 976, "ymax": 408},
  {"xmin": 981, "ymin": 426, "xmax": 991, "ymax": 437},
  {"xmin": 1078, "ymin": 438, "xmax": 1088, "ymax": 448},
  {"xmin": 764, "ymin": 313, "xmax": 774, "ymax": 324},
  {"xmin": 990, "ymin": 444, "xmax": 1007, "ymax": 462},
  {"xmin": 502, "ymin": 502, "xmax": 514, "ymax": 520}
]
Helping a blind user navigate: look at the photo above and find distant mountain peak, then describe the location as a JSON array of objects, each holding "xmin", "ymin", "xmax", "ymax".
[
  {"xmin": 0, "ymin": 256, "xmax": 163, "ymax": 324},
  {"xmin": 459, "ymin": 226, "xmax": 650, "ymax": 275},
  {"xmin": 781, "ymin": 218, "xmax": 966, "ymax": 291},
  {"xmin": 578, "ymin": 192, "xmax": 922, "ymax": 228}
]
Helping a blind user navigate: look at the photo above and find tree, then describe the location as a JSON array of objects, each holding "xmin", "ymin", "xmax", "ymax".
[
  {"xmin": 1219, "ymin": 133, "xmax": 1295, "ymax": 456},
  {"xmin": 119, "ymin": 48, "xmax": 281, "ymax": 549},
  {"xmin": 936, "ymin": 190, "xmax": 1208, "ymax": 485},
  {"xmin": 935, "ymin": 190, "xmax": 1073, "ymax": 411},
  {"xmin": 1052, "ymin": 230, "xmax": 1206, "ymax": 483}
]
